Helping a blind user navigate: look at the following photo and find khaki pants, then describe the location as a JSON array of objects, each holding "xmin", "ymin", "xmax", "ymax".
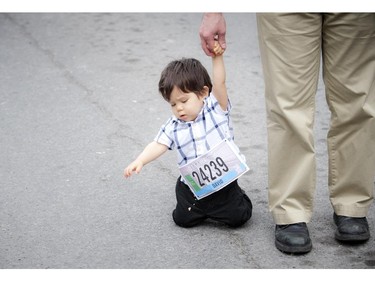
[{"xmin": 257, "ymin": 13, "xmax": 375, "ymax": 224}]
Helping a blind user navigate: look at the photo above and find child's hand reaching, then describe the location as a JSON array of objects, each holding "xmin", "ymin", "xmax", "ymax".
[
  {"xmin": 124, "ymin": 160, "xmax": 144, "ymax": 178},
  {"xmin": 123, "ymin": 141, "xmax": 168, "ymax": 179}
]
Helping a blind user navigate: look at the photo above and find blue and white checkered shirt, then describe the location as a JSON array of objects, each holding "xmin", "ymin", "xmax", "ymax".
[{"xmin": 154, "ymin": 93, "xmax": 245, "ymax": 167}]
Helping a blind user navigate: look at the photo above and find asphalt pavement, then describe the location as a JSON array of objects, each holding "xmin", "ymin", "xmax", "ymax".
[{"xmin": 0, "ymin": 13, "xmax": 374, "ymax": 270}]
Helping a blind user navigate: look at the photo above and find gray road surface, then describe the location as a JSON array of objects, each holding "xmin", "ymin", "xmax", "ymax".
[{"xmin": 0, "ymin": 13, "xmax": 374, "ymax": 269}]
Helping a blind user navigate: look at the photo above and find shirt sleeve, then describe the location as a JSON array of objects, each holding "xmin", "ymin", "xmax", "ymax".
[
  {"xmin": 154, "ymin": 117, "xmax": 175, "ymax": 150},
  {"xmin": 207, "ymin": 92, "xmax": 232, "ymax": 115}
]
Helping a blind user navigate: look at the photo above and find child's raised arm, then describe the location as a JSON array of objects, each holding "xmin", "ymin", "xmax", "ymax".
[
  {"xmin": 212, "ymin": 42, "xmax": 228, "ymax": 111},
  {"xmin": 124, "ymin": 141, "xmax": 168, "ymax": 178}
]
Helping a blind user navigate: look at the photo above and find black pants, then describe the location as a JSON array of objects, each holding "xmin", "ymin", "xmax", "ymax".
[{"xmin": 172, "ymin": 177, "xmax": 253, "ymax": 228}]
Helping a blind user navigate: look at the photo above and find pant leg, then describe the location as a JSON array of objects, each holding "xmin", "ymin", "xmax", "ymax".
[
  {"xmin": 257, "ymin": 13, "xmax": 322, "ymax": 224},
  {"xmin": 322, "ymin": 13, "xmax": 375, "ymax": 217},
  {"xmin": 173, "ymin": 178, "xmax": 252, "ymax": 228},
  {"xmin": 172, "ymin": 178, "xmax": 207, "ymax": 227},
  {"xmin": 206, "ymin": 180, "xmax": 253, "ymax": 228}
]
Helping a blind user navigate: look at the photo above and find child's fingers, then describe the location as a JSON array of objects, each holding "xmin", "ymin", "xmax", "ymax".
[
  {"xmin": 213, "ymin": 41, "xmax": 224, "ymax": 56},
  {"xmin": 124, "ymin": 163, "xmax": 142, "ymax": 178},
  {"xmin": 215, "ymin": 48, "xmax": 224, "ymax": 55},
  {"xmin": 124, "ymin": 168, "xmax": 131, "ymax": 178},
  {"xmin": 124, "ymin": 165, "xmax": 135, "ymax": 178}
]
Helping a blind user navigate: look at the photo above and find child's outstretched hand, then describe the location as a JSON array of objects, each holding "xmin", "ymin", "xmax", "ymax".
[
  {"xmin": 213, "ymin": 41, "xmax": 224, "ymax": 56},
  {"xmin": 124, "ymin": 160, "xmax": 143, "ymax": 178}
]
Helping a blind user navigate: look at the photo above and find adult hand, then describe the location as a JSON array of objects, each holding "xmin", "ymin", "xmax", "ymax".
[{"xmin": 199, "ymin": 13, "xmax": 226, "ymax": 57}]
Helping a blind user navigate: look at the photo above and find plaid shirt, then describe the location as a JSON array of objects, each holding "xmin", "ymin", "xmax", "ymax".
[{"xmin": 155, "ymin": 93, "xmax": 245, "ymax": 167}]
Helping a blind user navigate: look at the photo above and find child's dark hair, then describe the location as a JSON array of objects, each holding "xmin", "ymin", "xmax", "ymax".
[{"xmin": 158, "ymin": 58, "xmax": 212, "ymax": 101}]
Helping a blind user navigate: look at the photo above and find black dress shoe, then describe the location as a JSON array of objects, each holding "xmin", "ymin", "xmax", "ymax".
[
  {"xmin": 333, "ymin": 213, "xmax": 370, "ymax": 243},
  {"xmin": 275, "ymin": 222, "xmax": 312, "ymax": 254}
]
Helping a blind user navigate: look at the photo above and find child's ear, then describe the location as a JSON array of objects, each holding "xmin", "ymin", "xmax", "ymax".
[{"xmin": 201, "ymin": 86, "xmax": 209, "ymax": 97}]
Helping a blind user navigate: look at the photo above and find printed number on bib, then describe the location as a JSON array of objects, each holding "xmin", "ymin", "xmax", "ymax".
[{"xmin": 179, "ymin": 139, "xmax": 249, "ymax": 200}]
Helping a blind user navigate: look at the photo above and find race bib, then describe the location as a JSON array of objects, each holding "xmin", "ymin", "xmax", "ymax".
[{"xmin": 179, "ymin": 139, "xmax": 249, "ymax": 200}]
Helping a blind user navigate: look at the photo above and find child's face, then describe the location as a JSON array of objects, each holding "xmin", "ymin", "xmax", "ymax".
[{"xmin": 169, "ymin": 86, "xmax": 209, "ymax": 122}]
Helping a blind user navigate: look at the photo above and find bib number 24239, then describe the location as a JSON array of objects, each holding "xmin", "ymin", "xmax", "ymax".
[
  {"xmin": 191, "ymin": 156, "xmax": 228, "ymax": 187},
  {"xmin": 179, "ymin": 139, "xmax": 249, "ymax": 200}
]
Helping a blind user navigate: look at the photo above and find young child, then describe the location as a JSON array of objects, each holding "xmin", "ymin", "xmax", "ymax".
[{"xmin": 124, "ymin": 42, "xmax": 252, "ymax": 228}]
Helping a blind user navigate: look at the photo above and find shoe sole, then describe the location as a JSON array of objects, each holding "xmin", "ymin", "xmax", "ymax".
[
  {"xmin": 335, "ymin": 231, "xmax": 370, "ymax": 243},
  {"xmin": 275, "ymin": 240, "xmax": 312, "ymax": 254}
]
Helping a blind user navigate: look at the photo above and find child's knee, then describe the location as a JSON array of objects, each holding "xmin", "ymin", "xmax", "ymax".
[
  {"xmin": 227, "ymin": 204, "xmax": 253, "ymax": 228},
  {"xmin": 227, "ymin": 213, "xmax": 252, "ymax": 228},
  {"xmin": 172, "ymin": 209, "xmax": 205, "ymax": 228}
]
